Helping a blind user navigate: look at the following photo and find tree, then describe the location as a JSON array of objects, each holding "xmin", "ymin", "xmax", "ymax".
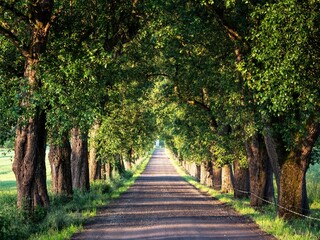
[
  {"xmin": 244, "ymin": 0, "xmax": 320, "ymax": 218},
  {"xmin": 0, "ymin": 0, "xmax": 57, "ymax": 212}
]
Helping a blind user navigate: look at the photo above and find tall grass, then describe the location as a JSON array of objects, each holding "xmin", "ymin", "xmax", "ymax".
[
  {"xmin": 307, "ymin": 163, "xmax": 320, "ymax": 208},
  {"xmin": 0, "ymin": 151, "xmax": 151, "ymax": 240},
  {"xmin": 170, "ymin": 156, "xmax": 320, "ymax": 240}
]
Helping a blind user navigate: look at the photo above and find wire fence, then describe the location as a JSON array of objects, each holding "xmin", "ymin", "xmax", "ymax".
[
  {"xmin": 178, "ymin": 162, "xmax": 320, "ymax": 222},
  {"xmin": 232, "ymin": 188, "xmax": 320, "ymax": 222}
]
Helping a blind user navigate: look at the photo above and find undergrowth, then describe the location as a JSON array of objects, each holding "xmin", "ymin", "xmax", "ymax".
[
  {"xmin": 170, "ymin": 156, "xmax": 320, "ymax": 240},
  {"xmin": 0, "ymin": 152, "xmax": 151, "ymax": 240}
]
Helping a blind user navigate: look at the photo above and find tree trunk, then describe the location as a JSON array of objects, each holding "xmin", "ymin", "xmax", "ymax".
[
  {"xmin": 213, "ymin": 165, "xmax": 222, "ymax": 190},
  {"xmin": 279, "ymin": 158, "xmax": 309, "ymax": 219},
  {"xmin": 245, "ymin": 133, "xmax": 274, "ymax": 207},
  {"xmin": 13, "ymin": 110, "xmax": 49, "ymax": 211},
  {"xmin": 101, "ymin": 164, "xmax": 107, "ymax": 180},
  {"xmin": 268, "ymin": 121, "xmax": 320, "ymax": 219},
  {"xmin": 264, "ymin": 130, "xmax": 281, "ymax": 199},
  {"xmin": 11, "ymin": 0, "xmax": 54, "ymax": 213},
  {"xmin": 200, "ymin": 161, "xmax": 214, "ymax": 187},
  {"xmin": 233, "ymin": 158, "xmax": 250, "ymax": 199},
  {"xmin": 89, "ymin": 121, "xmax": 102, "ymax": 181},
  {"xmin": 200, "ymin": 162, "xmax": 206, "ymax": 185},
  {"xmin": 106, "ymin": 161, "xmax": 113, "ymax": 179},
  {"xmin": 71, "ymin": 128, "xmax": 90, "ymax": 191},
  {"xmin": 48, "ymin": 133, "xmax": 72, "ymax": 197},
  {"xmin": 221, "ymin": 164, "xmax": 234, "ymax": 193},
  {"xmin": 115, "ymin": 154, "xmax": 125, "ymax": 175}
]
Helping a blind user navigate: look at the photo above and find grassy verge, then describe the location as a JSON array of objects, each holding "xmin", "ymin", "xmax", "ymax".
[
  {"xmin": 169, "ymin": 156, "xmax": 320, "ymax": 240},
  {"xmin": 0, "ymin": 151, "xmax": 152, "ymax": 240}
]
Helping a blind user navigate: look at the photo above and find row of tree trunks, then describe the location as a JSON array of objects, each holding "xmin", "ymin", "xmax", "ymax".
[
  {"xmin": 181, "ymin": 160, "xmax": 229, "ymax": 191},
  {"xmin": 178, "ymin": 120, "xmax": 319, "ymax": 221}
]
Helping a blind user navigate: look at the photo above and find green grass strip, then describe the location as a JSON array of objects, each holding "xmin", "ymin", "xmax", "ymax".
[{"xmin": 169, "ymin": 155, "xmax": 320, "ymax": 240}]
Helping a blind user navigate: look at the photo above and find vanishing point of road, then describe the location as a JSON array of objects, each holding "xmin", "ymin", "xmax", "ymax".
[{"xmin": 72, "ymin": 149, "xmax": 275, "ymax": 240}]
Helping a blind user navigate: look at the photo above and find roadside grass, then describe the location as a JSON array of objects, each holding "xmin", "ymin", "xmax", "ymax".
[
  {"xmin": 0, "ymin": 148, "xmax": 52, "ymax": 191},
  {"xmin": 0, "ymin": 148, "xmax": 15, "ymax": 191},
  {"xmin": 0, "ymin": 151, "xmax": 152, "ymax": 240},
  {"xmin": 170, "ymin": 156, "xmax": 320, "ymax": 240}
]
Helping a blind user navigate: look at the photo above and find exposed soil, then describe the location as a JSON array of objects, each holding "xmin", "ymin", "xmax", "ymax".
[{"xmin": 71, "ymin": 149, "xmax": 276, "ymax": 239}]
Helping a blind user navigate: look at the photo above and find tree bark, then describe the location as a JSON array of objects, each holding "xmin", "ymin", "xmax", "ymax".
[
  {"xmin": 221, "ymin": 164, "xmax": 234, "ymax": 193},
  {"xmin": 213, "ymin": 164, "xmax": 222, "ymax": 190},
  {"xmin": 195, "ymin": 164, "xmax": 201, "ymax": 181},
  {"xmin": 115, "ymin": 154, "xmax": 125, "ymax": 175},
  {"xmin": 245, "ymin": 133, "xmax": 274, "ymax": 207},
  {"xmin": 264, "ymin": 130, "xmax": 281, "ymax": 198},
  {"xmin": 200, "ymin": 161, "xmax": 214, "ymax": 187},
  {"xmin": 105, "ymin": 161, "xmax": 113, "ymax": 179},
  {"xmin": 48, "ymin": 133, "xmax": 72, "ymax": 197},
  {"xmin": 71, "ymin": 128, "xmax": 90, "ymax": 191},
  {"xmin": 89, "ymin": 121, "xmax": 102, "ymax": 181},
  {"xmin": 13, "ymin": 110, "xmax": 49, "ymax": 211},
  {"xmin": 101, "ymin": 163, "xmax": 107, "ymax": 180},
  {"xmin": 233, "ymin": 158, "xmax": 250, "ymax": 199},
  {"xmin": 267, "ymin": 121, "xmax": 320, "ymax": 219}
]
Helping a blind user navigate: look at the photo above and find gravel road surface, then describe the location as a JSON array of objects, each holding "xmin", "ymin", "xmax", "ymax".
[{"xmin": 71, "ymin": 149, "xmax": 275, "ymax": 240}]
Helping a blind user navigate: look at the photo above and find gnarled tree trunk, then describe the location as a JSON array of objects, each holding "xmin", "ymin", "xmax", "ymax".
[
  {"xmin": 267, "ymin": 121, "xmax": 319, "ymax": 219},
  {"xmin": 48, "ymin": 133, "xmax": 72, "ymax": 197},
  {"xmin": 71, "ymin": 128, "xmax": 90, "ymax": 191},
  {"xmin": 233, "ymin": 158, "xmax": 250, "ymax": 199},
  {"xmin": 245, "ymin": 133, "xmax": 274, "ymax": 207},
  {"xmin": 13, "ymin": 110, "xmax": 49, "ymax": 210}
]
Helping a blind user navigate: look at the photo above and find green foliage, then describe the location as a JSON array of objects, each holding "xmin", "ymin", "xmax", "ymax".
[
  {"xmin": 96, "ymin": 78, "xmax": 157, "ymax": 164},
  {"xmin": 245, "ymin": 0, "xmax": 320, "ymax": 145},
  {"xmin": 0, "ymin": 36, "xmax": 23, "ymax": 143}
]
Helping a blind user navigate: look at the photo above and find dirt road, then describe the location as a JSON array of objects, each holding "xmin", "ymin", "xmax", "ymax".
[{"xmin": 72, "ymin": 149, "xmax": 275, "ymax": 239}]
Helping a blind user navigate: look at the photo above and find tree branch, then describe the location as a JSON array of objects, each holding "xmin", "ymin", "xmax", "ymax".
[{"xmin": 146, "ymin": 73, "xmax": 170, "ymax": 79}]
